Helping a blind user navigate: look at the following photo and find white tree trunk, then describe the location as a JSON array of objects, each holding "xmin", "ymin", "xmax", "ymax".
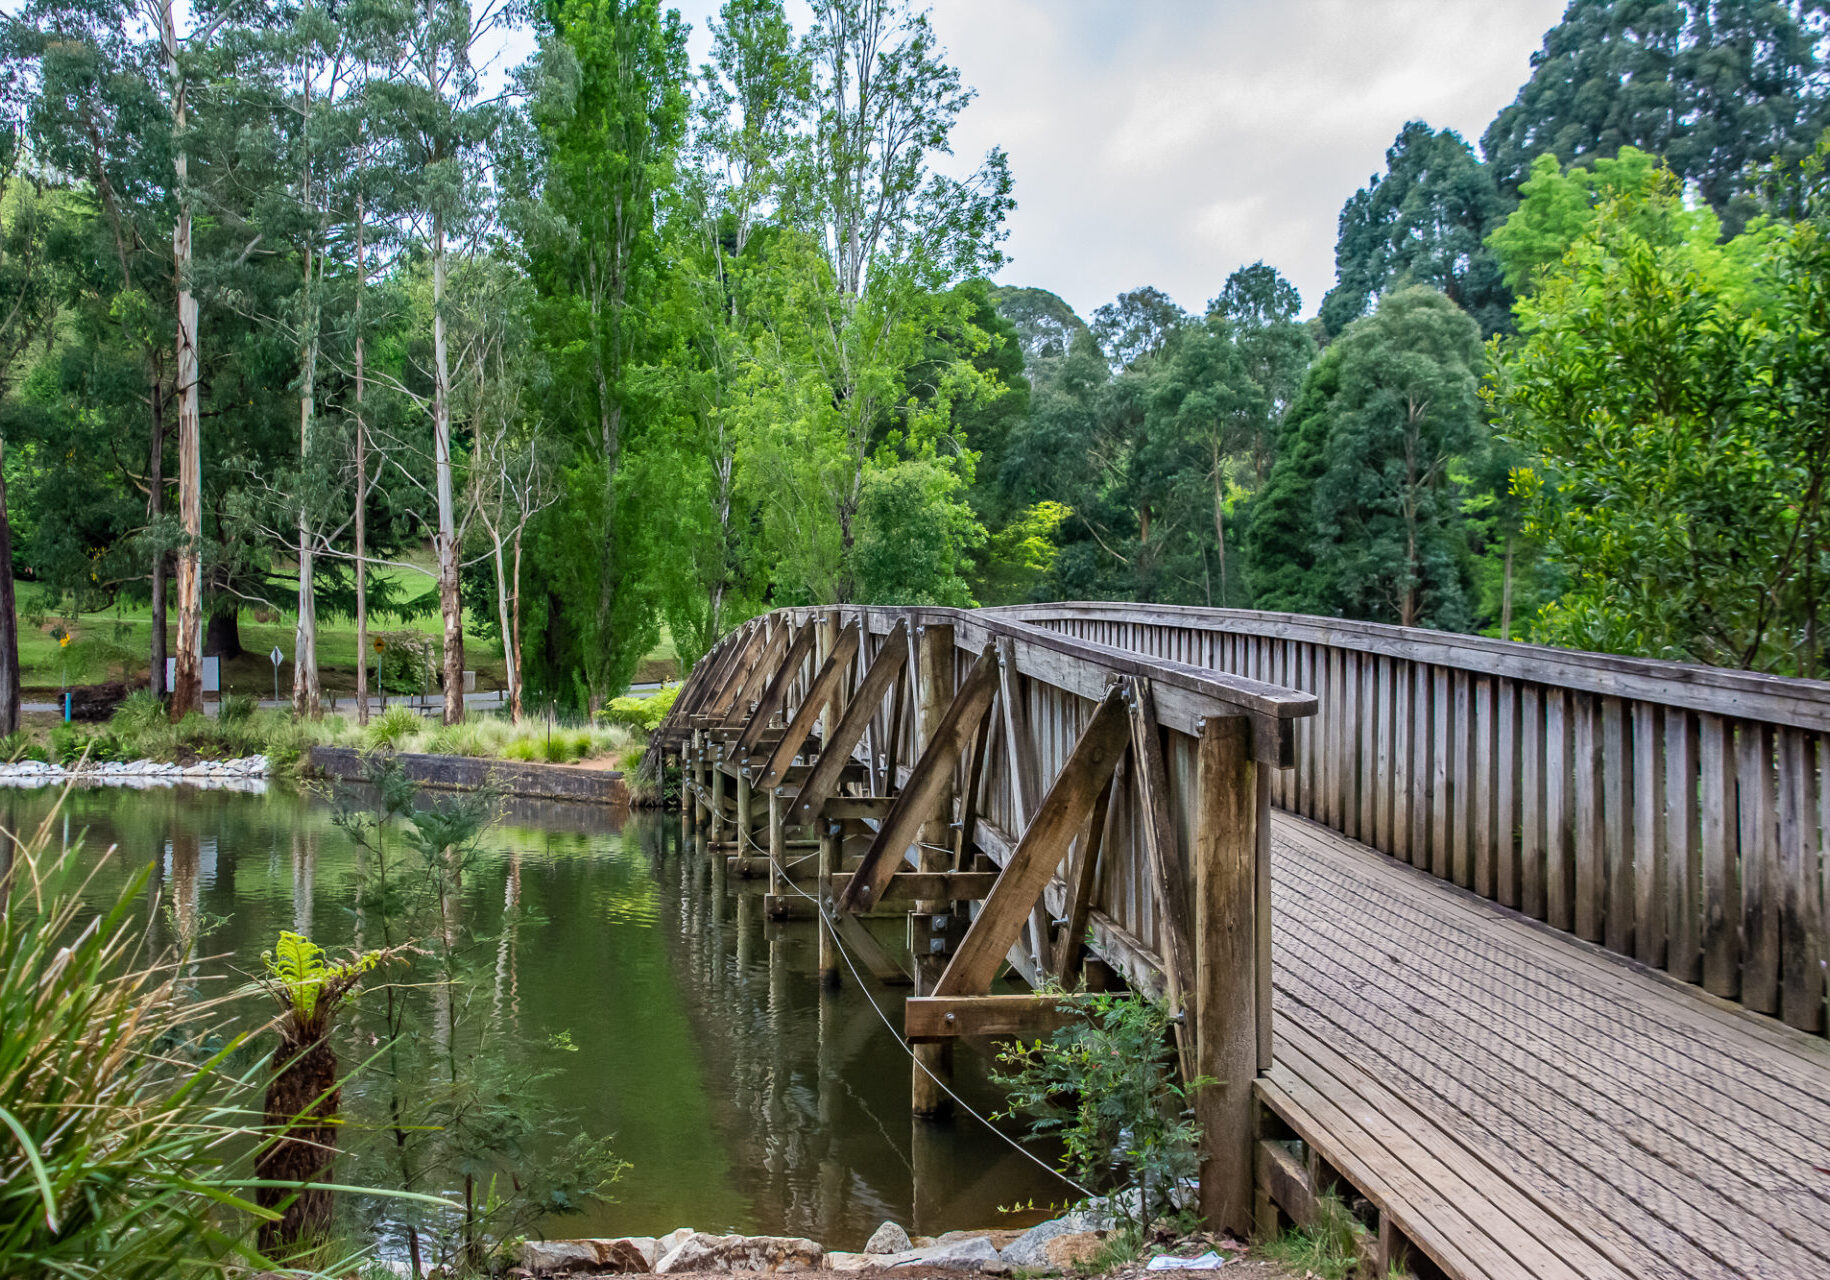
[
  {"xmin": 354, "ymin": 200, "xmax": 369, "ymax": 724},
  {"xmin": 432, "ymin": 211, "xmax": 464, "ymax": 724},
  {"xmin": 164, "ymin": 0, "xmax": 203, "ymax": 721}
]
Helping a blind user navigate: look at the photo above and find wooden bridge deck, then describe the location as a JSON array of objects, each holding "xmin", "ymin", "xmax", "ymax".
[{"xmin": 1268, "ymin": 811, "xmax": 1830, "ymax": 1280}]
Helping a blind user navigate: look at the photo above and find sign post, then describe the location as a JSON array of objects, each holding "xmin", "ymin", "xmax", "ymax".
[{"xmin": 270, "ymin": 646, "xmax": 284, "ymax": 703}]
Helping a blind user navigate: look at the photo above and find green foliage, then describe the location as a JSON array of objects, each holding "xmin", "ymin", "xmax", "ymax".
[
  {"xmin": 261, "ymin": 931, "xmax": 379, "ymax": 1021},
  {"xmin": 602, "ymin": 684, "xmax": 680, "ymax": 732},
  {"xmin": 217, "ymin": 694, "xmax": 258, "ymax": 726},
  {"xmin": 852, "ymin": 461, "xmax": 985, "ymax": 606},
  {"xmin": 992, "ymin": 990, "xmax": 1207, "ymax": 1234},
  {"xmin": 1488, "ymin": 160, "xmax": 1830, "ymax": 674},
  {"xmin": 1251, "ymin": 288, "xmax": 1484, "ymax": 629},
  {"xmin": 1258, "ymin": 1191, "xmax": 1366, "ymax": 1280},
  {"xmin": 0, "ymin": 811, "xmax": 280, "ymax": 1277},
  {"xmin": 1481, "ymin": 0, "xmax": 1830, "ymax": 231},
  {"xmin": 1321, "ymin": 121, "xmax": 1514, "ymax": 339}
]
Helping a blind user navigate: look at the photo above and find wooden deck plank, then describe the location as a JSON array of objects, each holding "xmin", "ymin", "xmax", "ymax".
[{"xmin": 1267, "ymin": 812, "xmax": 1830, "ymax": 1280}]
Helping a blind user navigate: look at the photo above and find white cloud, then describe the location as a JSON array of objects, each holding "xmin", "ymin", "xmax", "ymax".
[{"xmin": 923, "ymin": 0, "xmax": 1567, "ymax": 320}]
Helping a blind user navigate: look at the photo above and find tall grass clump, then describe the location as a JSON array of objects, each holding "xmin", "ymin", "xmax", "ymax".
[
  {"xmin": 364, "ymin": 705, "xmax": 424, "ymax": 752},
  {"xmin": 0, "ymin": 806, "xmax": 277, "ymax": 1277}
]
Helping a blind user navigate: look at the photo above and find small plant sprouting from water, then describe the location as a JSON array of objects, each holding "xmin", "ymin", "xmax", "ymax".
[
  {"xmin": 333, "ymin": 756, "xmax": 625, "ymax": 1276},
  {"xmin": 255, "ymin": 931, "xmax": 384, "ymax": 1257},
  {"xmin": 991, "ymin": 988, "xmax": 1209, "ymax": 1237}
]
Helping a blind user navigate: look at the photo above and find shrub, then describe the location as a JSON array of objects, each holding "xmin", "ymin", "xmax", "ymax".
[
  {"xmin": 992, "ymin": 990, "xmax": 1209, "ymax": 1234},
  {"xmin": 601, "ymin": 684, "xmax": 679, "ymax": 733},
  {"xmin": 48, "ymin": 723, "xmax": 90, "ymax": 766}
]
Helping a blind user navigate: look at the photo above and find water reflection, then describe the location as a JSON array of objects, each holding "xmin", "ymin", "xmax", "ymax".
[{"xmin": 21, "ymin": 784, "xmax": 1070, "ymax": 1249}]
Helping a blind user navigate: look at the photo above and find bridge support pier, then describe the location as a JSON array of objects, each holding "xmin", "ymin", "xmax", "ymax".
[
  {"xmin": 735, "ymin": 771, "xmax": 753, "ymax": 854},
  {"xmin": 912, "ymin": 622, "xmax": 958, "ymax": 1119},
  {"xmin": 818, "ymin": 821, "xmax": 840, "ymax": 987}
]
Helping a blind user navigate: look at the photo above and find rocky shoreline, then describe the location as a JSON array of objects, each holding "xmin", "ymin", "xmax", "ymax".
[
  {"xmin": 517, "ymin": 1210, "xmax": 1136, "ymax": 1278},
  {"xmin": 0, "ymin": 755, "xmax": 271, "ymax": 790}
]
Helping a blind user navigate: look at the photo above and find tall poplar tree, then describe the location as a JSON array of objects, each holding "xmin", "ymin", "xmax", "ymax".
[{"xmin": 518, "ymin": 0, "xmax": 689, "ymax": 709}]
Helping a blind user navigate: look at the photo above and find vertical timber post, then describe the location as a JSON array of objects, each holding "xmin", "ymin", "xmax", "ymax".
[
  {"xmin": 912, "ymin": 620, "xmax": 956, "ymax": 1117},
  {"xmin": 711, "ymin": 750, "xmax": 727, "ymax": 845},
  {"xmin": 690, "ymin": 730, "xmax": 705, "ymax": 831},
  {"xmin": 818, "ymin": 819, "xmax": 841, "ymax": 986},
  {"xmin": 736, "ymin": 771, "xmax": 754, "ymax": 856},
  {"xmin": 1194, "ymin": 714, "xmax": 1260, "ymax": 1238},
  {"xmin": 768, "ymin": 786, "xmax": 786, "ymax": 900}
]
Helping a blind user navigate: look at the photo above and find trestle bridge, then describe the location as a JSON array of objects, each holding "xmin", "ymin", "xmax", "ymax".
[{"xmin": 650, "ymin": 603, "xmax": 1830, "ymax": 1280}]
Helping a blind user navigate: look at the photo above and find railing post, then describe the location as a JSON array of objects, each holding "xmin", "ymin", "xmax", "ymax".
[{"xmin": 1194, "ymin": 714, "xmax": 1260, "ymax": 1238}]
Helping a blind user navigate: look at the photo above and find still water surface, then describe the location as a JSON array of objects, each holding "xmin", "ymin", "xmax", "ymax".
[{"xmin": 16, "ymin": 784, "xmax": 1068, "ymax": 1248}]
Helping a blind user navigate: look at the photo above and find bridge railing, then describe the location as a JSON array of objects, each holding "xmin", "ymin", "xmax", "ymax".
[{"xmin": 988, "ymin": 602, "xmax": 1830, "ymax": 1036}]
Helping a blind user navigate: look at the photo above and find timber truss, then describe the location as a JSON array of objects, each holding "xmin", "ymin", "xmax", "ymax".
[{"xmin": 653, "ymin": 605, "xmax": 1314, "ymax": 1238}]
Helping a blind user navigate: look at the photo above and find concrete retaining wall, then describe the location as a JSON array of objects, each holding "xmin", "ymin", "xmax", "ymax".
[{"xmin": 309, "ymin": 746, "xmax": 629, "ymax": 806}]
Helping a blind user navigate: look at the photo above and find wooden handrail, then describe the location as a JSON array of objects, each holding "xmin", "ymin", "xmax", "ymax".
[{"xmin": 988, "ymin": 602, "xmax": 1830, "ymax": 732}]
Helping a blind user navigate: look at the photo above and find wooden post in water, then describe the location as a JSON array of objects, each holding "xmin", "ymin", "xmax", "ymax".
[
  {"xmin": 1193, "ymin": 714, "xmax": 1260, "ymax": 1238},
  {"xmin": 818, "ymin": 819, "xmax": 841, "ymax": 986},
  {"xmin": 768, "ymin": 786, "xmax": 787, "ymax": 903},
  {"xmin": 711, "ymin": 751, "xmax": 727, "ymax": 845},
  {"xmin": 912, "ymin": 622, "xmax": 956, "ymax": 1117},
  {"xmin": 689, "ymin": 730, "xmax": 705, "ymax": 831},
  {"xmin": 735, "ymin": 771, "xmax": 754, "ymax": 855}
]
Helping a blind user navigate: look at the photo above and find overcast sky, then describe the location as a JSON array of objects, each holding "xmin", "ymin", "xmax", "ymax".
[{"xmin": 638, "ymin": 1, "xmax": 1572, "ymax": 322}]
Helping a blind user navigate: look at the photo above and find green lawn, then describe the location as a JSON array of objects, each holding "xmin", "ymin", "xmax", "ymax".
[
  {"xmin": 17, "ymin": 569, "xmax": 682, "ymax": 697},
  {"xmin": 17, "ymin": 564, "xmax": 505, "ymax": 698}
]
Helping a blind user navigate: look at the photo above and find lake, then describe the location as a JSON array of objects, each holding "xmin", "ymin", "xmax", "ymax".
[{"xmin": 10, "ymin": 781, "xmax": 1069, "ymax": 1252}]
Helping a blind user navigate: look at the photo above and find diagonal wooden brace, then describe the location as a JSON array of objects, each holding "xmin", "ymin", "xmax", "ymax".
[
  {"xmin": 935, "ymin": 684, "xmax": 1131, "ymax": 996},
  {"xmin": 791, "ymin": 620, "xmax": 910, "ymax": 825},
  {"xmin": 834, "ymin": 642, "xmax": 999, "ymax": 914},
  {"xmin": 753, "ymin": 621, "xmax": 862, "ymax": 789},
  {"xmin": 734, "ymin": 621, "xmax": 819, "ymax": 759},
  {"xmin": 1128, "ymin": 675, "xmax": 1199, "ymax": 1075},
  {"xmin": 718, "ymin": 620, "xmax": 788, "ymax": 723}
]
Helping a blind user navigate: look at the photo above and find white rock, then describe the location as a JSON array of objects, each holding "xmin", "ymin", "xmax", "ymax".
[
  {"xmin": 654, "ymin": 1232, "xmax": 824, "ymax": 1274},
  {"xmin": 657, "ymin": 1227, "xmax": 695, "ymax": 1258},
  {"xmin": 1000, "ymin": 1217, "xmax": 1111, "ymax": 1272},
  {"xmin": 886, "ymin": 1236, "xmax": 1002, "ymax": 1270},
  {"xmin": 826, "ymin": 1252, "xmax": 878, "ymax": 1273},
  {"xmin": 866, "ymin": 1222, "xmax": 913, "ymax": 1255}
]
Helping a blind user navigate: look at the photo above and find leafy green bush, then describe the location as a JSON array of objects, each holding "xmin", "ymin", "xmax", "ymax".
[
  {"xmin": 993, "ymin": 990, "xmax": 1209, "ymax": 1234},
  {"xmin": 0, "ymin": 731, "xmax": 45, "ymax": 764},
  {"xmin": 601, "ymin": 684, "xmax": 678, "ymax": 733},
  {"xmin": 0, "ymin": 810, "xmax": 280, "ymax": 1275}
]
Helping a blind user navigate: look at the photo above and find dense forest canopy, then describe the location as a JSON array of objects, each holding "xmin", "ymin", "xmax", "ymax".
[{"xmin": 0, "ymin": 0, "xmax": 1826, "ymax": 737}]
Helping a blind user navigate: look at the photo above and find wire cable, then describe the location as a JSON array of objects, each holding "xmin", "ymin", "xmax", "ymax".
[{"xmin": 732, "ymin": 809, "xmax": 1095, "ymax": 1199}]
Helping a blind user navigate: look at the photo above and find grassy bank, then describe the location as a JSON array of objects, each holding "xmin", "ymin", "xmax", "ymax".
[{"xmin": 3, "ymin": 686, "xmax": 678, "ymax": 780}]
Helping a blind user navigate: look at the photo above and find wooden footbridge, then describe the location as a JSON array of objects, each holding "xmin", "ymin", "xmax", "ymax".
[{"xmin": 650, "ymin": 603, "xmax": 1830, "ymax": 1280}]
